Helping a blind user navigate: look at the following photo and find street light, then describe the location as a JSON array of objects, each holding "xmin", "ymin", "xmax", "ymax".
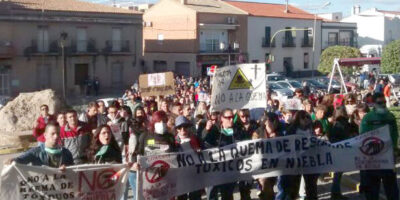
[
  {"xmin": 311, "ymin": 1, "xmax": 331, "ymax": 77},
  {"xmin": 59, "ymin": 32, "xmax": 68, "ymax": 99}
]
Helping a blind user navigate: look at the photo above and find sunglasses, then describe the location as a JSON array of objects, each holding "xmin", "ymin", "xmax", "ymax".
[{"xmin": 223, "ymin": 115, "xmax": 234, "ymax": 120}]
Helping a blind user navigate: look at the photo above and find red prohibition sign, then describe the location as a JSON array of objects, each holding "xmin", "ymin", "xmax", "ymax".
[
  {"xmin": 145, "ymin": 160, "xmax": 170, "ymax": 183},
  {"xmin": 97, "ymin": 169, "xmax": 119, "ymax": 189}
]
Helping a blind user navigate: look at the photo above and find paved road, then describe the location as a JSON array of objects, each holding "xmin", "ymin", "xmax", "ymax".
[{"xmin": 0, "ymin": 153, "xmax": 397, "ymax": 200}]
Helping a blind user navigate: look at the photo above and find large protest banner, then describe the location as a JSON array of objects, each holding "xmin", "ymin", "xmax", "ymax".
[
  {"xmin": 139, "ymin": 72, "xmax": 175, "ymax": 97},
  {"xmin": 137, "ymin": 126, "xmax": 394, "ymax": 200},
  {"xmin": 0, "ymin": 163, "xmax": 128, "ymax": 200},
  {"xmin": 211, "ymin": 63, "xmax": 267, "ymax": 111}
]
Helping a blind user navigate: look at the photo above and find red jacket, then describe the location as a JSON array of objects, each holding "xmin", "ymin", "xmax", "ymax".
[{"xmin": 33, "ymin": 115, "xmax": 56, "ymax": 142}]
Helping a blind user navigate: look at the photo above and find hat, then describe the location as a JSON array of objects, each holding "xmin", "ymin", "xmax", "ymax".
[{"xmin": 175, "ymin": 116, "xmax": 192, "ymax": 128}]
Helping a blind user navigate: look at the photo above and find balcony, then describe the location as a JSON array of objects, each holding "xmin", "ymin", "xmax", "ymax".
[
  {"xmin": 261, "ymin": 38, "xmax": 276, "ymax": 48},
  {"xmin": 0, "ymin": 41, "xmax": 15, "ymax": 59},
  {"xmin": 24, "ymin": 40, "xmax": 60, "ymax": 57},
  {"xmin": 103, "ymin": 40, "xmax": 131, "ymax": 55},
  {"xmin": 301, "ymin": 37, "xmax": 313, "ymax": 47},
  {"xmin": 199, "ymin": 43, "xmax": 240, "ymax": 55},
  {"xmin": 325, "ymin": 40, "xmax": 356, "ymax": 48},
  {"xmin": 282, "ymin": 37, "xmax": 296, "ymax": 47},
  {"xmin": 70, "ymin": 39, "xmax": 98, "ymax": 55}
]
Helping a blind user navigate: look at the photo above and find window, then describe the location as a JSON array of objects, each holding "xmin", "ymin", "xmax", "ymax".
[
  {"xmin": 199, "ymin": 30, "xmax": 228, "ymax": 52},
  {"xmin": 264, "ymin": 26, "xmax": 271, "ymax": 46},
  {"xmin": 37, "ymin": 64, "xmax": 51, "ymax": 89},
  {"xmin": 112, "ymin": 63, "xmax": 123, "ymax": 86},
  {"xmin": 304, "ymin": 53, "xmax": 309, "ymax": 69},
  {"xmin": 153, "ymin": 60, "xmax": 167, "ymax": 72},
  {"xmin": 328, "ymin": 33, "xmax": 338, "ymax": 46},
  {"xmin": 112, "ymin": 28, "xmax": 122, "ymax": 52},
  {"xmin": 37, "ymin": 27, "xmax": 49, "ymax": 52},
  {"xmin": 77, "ymin": 28, "xmax": 87, "ymax": 52},
  {"xmin": 0, "ymin": 65, "xmax": 11, "ymax": 95},
  {"xmin": 339, "ymin": 31, "xmax": 352, "ymax": 46}
]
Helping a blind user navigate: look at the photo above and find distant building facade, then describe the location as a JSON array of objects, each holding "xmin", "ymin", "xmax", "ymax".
[{"xmin": 0, "ymin": 0, "xmax": 142, "ymax": 96}]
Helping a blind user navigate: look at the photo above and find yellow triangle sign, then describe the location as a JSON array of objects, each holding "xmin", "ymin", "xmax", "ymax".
[{"xmin": 228, "ymin": 68, "xmax": 253, "ymax": 90}]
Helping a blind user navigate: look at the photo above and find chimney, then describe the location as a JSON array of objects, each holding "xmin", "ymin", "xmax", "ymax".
[
  {"xmin": 284, "ymin": 0, "xmax": 289, "ymax": 13},
  {"xmin": 181, "ymin": 0, "xmax": 187, "ymax": 5},
  {"xmin": 352, "ymin": 5, "xmax": 361, "ymax": 15}
]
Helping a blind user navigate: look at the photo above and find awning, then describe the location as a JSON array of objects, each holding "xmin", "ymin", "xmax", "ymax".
[{"xmin": 338, "ymin": 57, "xmax": 381, "ymax": 66}]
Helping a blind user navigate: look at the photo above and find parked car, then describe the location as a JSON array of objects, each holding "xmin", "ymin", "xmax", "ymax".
[
  {"xmin": 275, "ymin": 80, "xmax": 302, "ymax": 92},
  {"xmin": 304, "ymin": 79, "xmax": 328, "ymax": 90},
  {"xmin": 379, "ymin": 74, "xmax": 400, "ymax": 86},
  {"xmin": 266, "ymin": 73, "xmax": 285, "ymax": 82},
  {"xmin": 317, "ymin": 77, "xmax": 341, "ymax": 89},
  {"xmin": 268, "ymin": 82, "xmax": 294, "ymax": 98}
]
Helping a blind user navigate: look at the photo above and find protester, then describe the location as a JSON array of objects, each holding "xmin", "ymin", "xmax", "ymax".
[
  {"xmin": 11, "ymin": 123, "xmax": 73, "ymax": 168},
  {"xmin": 359, "ymin": 93, "xmax": 399, "ymax": 200},
  {"xmin": 60, "ymin": 110, "xmax": 91, "ymax": 164},
  {"xmin": 383, "ymin": 81, "xmax": 392, "ymax": 108},
  {"xmin": 79, "ymin": 101, "xmax": 108, "ymax": 133},
  {"xmin": 87, "ymin": 125, "xmax": 122, "ymax": 164},
  {"xmin": 56, "ymin": 112, "xmax": 66, "ymax": 127},
  {"xmin": 33, "ymin": 104, "xmax": 56, "ymax": 147},
  {"xmin": 97, "ymin": 100, "xmax": 107, "ymax": 115}
]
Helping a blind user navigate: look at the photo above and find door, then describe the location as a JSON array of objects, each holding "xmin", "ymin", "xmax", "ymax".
[
  {"xmin": 283, "ymin": 57, "xmax": 293, "ymax": 77},
  {"xmin": 0, "ymin": 65, "xmax": 11, "ymax": 95},
  {"xmin": 153, "ymin": 60, "xmax": 167, "ymax": 72},
  {"xmin": 38, "ymin": 27, "xmax": 49, "ymax": 52},
  {"xmin": 112, "ymin": 63, "xmax": 123, "ymax": 87},
  {"xmin": 175, "ymin": 62, "xmax": 190, "ymax": 77},
  {"xmin": 75, "ymin": 64, "xmax": 89, "ymax": 86}
]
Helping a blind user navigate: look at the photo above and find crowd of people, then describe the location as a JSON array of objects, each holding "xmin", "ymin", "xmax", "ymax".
[{"xmin": 6, "ymin": 74, "xmax": 400, "ymax": 200}]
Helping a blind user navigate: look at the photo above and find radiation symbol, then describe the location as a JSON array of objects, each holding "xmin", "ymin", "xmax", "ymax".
[{"xmin": 228, "ymin": 68, "xmax": 253, "ymax": 90}]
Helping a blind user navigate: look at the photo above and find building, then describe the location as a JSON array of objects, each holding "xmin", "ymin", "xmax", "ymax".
[
  {"xmin": 318, "ymin": 12, "xmax": 343, "ymax": 22},
  {"xmin": 143, "ymin": 0, "xmax": 248, "ymax": 77},
  {"xmin": 342, "ymin": 6, "xmax": 400, "ymax": 47},
  {"xmin": 0, "ymin": 0, "xmax": 142, "ymax": 96},
  {"xmin": 225, "ymin": 1, "xmax": 323, "ymax": 77},
  {"xmin": 321, "ymin": 21, "xmax": 358, "ymax": 50}
]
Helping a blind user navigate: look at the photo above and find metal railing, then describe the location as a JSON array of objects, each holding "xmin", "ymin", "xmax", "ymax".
[
  {"xmin": 301, "ymin": 37, "xmax": 313, "ymax": 47},
  {"xmin": 261, "ymin": 37, "xmax": 276, "ymax": 48},
  {"xmin": 282, "ymin": 37, "xmax": 296, "ymax": 47}
]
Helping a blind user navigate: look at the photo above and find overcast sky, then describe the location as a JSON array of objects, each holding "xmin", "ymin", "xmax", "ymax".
[{"xmin": 86, "ymin": 0, "xmax": 400, "ymax": 17}]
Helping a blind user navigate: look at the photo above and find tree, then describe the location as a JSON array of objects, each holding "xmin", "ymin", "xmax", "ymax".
[
  {"xmin": 381, "ymin": 40, "xmax": 400, "ymax": 74},
  {"xmin": 318, "ymin": 46, "xmax": 361, "ymax": 75}
]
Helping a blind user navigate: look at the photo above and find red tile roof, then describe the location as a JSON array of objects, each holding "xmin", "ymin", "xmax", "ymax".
[
  {"xmin": 0, "ymin": 0, "xmax": 141, "ymax": 15},
  {"xmin": 224, "ymin": 0, "xmax": 321, "ymax": 20}
]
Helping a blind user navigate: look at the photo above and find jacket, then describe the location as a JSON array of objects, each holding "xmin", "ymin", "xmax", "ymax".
[
  {"xmin": 15, "ymin": 146, "xmax": 74, "ymax": 167},
  {"xmin": 202, "ymin": 126, "xmax": 244, "ymax": 148},
  {"xmin": 60, "ymin": 121, "xmax": 91, "ymax": 164},
  {"xmin": 329, "ymin": 117, "xmax": 352, "ymax": 143},
  {"xmin": 93, "ymin": 146, "xmax": 122, "ymax": 164},
  {"xmin": 78, "ymin": 113, "xmax": 108, "ymax": 131},
  {"xmin": 384, "ymin": 85, "xmax": 391, "ymax": 97},
  {"xmin": 137, "ymin": 132, "xmax": 175, "ymax": 160},
  {"xmin": 360, "ymin": 108, "xmax": 398, "ymax": 150},
  {"xmin": 33, "ymin": 115, "xmax": 56, "ymax": 142}
]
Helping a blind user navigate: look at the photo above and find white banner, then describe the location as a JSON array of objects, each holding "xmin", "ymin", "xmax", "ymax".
[
  {"xmin": 211, "ymin": 64, "xmax": 267, "ymax": 111},
  {"xmin": 137, "ymin": 125, "xmax": 394, "ymax": 200},
  {"xmin": 1, "ymin": 163, "xmax": 128, "ymax": 200}
]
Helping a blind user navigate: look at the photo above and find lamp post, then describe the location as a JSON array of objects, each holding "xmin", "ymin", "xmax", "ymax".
[
  {"xmin": 311, "ymin": 1, "xmax": 331, "ymax": 77},
  {"xmin": 59, "ymin": 32, "xmax": 68, "ymax": 99}
]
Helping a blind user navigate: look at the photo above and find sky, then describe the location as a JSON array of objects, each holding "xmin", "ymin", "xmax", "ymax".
[{"xmin": 86, "ymin": 0, "xmax": 400, "ymax": 17}]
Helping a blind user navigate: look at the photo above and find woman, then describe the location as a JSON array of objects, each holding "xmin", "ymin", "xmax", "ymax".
[
  {"xmin": 87, "ymin": 125, "xmax": 122, "ymax": 164},
  {"xmin": 329, "ymin": 106, "xmax": 352, "ymax": 200},
  {"xmin": 253, "ymin": 112, "xmax": 281, "ymax": 200},
  {"xmin": 56, "ymin": 112, "xmax": 66, "ymax": 127}
]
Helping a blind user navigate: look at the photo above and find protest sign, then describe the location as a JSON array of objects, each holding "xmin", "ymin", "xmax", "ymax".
[
  {"xmin": 211, "ymin": 64, "xmax": 267, "ymax": 111},
  {"xmin": 1, "ymin": 164, "xmax": 128, "ymax": 200},
  {"xmin": 207, "ymin": 65, "xmax": 217, "ymax": 76},
  {"xmin": 137, "ymin": 125, "xmax": 394, "ymax": 200},
  {"xmin": 284, "ymin": 98, "xmax": 304, "ymax": 111},
  {"xmin": 139, "ymin": 72, "xmax": 175, "ymax": 97}
]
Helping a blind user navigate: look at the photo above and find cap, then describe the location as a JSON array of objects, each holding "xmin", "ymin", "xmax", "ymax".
[{"xmin": 175, "ymin": 116, "xmax": 192, "ymax": 128}]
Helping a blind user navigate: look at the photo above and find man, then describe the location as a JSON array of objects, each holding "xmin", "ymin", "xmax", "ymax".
[
  {"xmin": 60, "ymin": 110, "xmax": 91, "ymax": 164},
  {"xmin": 360, "ymin": 93, "xmax": 399, "ymax": 200},
  {"xmin": 383, "ymin": 82, "xmax": 392, "ymax": 108},
  {"xmin": 294, "ymin": 88, "xmax": 304, "ymax": 100},
  {"xmin": 79, "ymin": 101, "xmax": 108, "ymax": 133},
  {"xmin": 204, "ymin": 108, "xmax": 243, "ymax": 200},
  {"xmin": 160, "ymin": 100, "xmax": 170, "ymax": 114},
  {"xmin": 9, "ymin": 123, "xmax": 73, "ymax": 169},
  {"xmin": 374, "ymin": 79, "xmax": 384, "ymax": 94},
  {"xmin": 33, "ymin": 104, "xmax": 56, "ymax": 147}
]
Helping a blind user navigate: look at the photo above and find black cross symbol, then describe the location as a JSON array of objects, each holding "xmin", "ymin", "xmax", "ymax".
[{"xmin": 251, "ymin": 64, "xmax": 261, "ymax": 79}]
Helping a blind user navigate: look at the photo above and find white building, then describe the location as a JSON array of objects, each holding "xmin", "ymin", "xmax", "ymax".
[
  {"xmin": 342, "ymin": 6, "xmax": 400, "ymax": 46},
  {"xmin": 225, "ymin": 1, "xmax": 322, "ymax": 77}
]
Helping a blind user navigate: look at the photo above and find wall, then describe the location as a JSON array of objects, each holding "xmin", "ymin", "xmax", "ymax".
[
  {"xmin": 321, "ymin": 22, "xmax": 357, "ymax": 49},
  {"xmin": 342, "ymin": 15, "xmax": 385, "ymax": 46}
]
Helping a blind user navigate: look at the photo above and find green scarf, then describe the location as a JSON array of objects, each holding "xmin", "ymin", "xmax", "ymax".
[
  {"xmin": 44, "ymin": 147, "xmax": 62, "ymax": 155},
  {"xmin": 221, "ymin": 128, "xmax": 234, "ymax": 136},
  {"xmin": 96, "ymin": 145, "xmax": 110, "ymax": 157}
]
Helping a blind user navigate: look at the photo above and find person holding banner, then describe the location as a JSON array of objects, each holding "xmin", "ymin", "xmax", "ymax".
[
  {"xmin": 252, "ymin": 112, "xmax": 283, "ymax": 200},
  {"xmin": 206, "ymin": 108, "xmax": 245, "ymax": 200},
  {"xmin": 359, "ymin": 93, "xmax": 399, "ymax": 200},
  {"xmin": 8, "ymin": 123, "xmax": 74, "ymax": 169},
  {"xmin": 87, "ymin": 125, "xmax": 122, "ymax": 164},
  {"xmin": 174, "ymin": 116, "xmax": 202, "ymax": 200}
]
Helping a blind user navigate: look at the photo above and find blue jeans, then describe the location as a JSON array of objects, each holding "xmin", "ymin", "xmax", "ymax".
[
  {"xmin": 122, "ymin": 171, "xmax": 137, "ymax": 200},
  {"xmin": 331, "ymin": 172, "xmax": 343, "ymax": 195},
  {"xmin": 361, "ymin": 169, "xmax": 399, "ymax": 200},
  {"xmin": 276, "ymin": 175, "xmax": 295, "ymax": 200}
]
